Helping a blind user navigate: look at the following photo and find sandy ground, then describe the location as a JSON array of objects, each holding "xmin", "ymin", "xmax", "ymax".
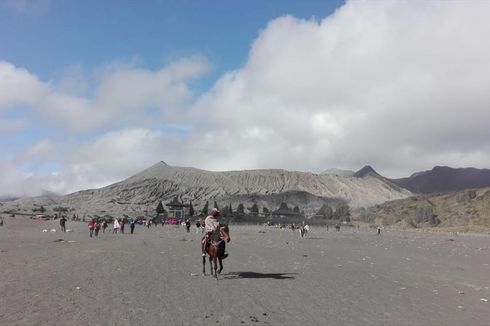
[{"xmin": 0, "ymin": 218, "xmax": 489, "ymax": 326}]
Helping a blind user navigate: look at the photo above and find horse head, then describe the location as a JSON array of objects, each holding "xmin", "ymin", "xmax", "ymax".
[{"xmin": 219, "ymin": 224, "xmax": 231, "ymax": 243}]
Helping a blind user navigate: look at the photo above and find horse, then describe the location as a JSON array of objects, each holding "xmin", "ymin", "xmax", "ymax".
[
  {"xmin": 202, "ymin": 224, "xmax": 230, "ymax": 279},
  {"xmin": 335, "ymin": 224, "xmax": 340, "ymax": 232}
]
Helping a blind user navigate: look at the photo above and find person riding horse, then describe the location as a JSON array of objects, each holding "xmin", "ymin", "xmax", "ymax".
[{"xmin": 201, "ymin": 208, "xmax": 228, "ymax": 259}]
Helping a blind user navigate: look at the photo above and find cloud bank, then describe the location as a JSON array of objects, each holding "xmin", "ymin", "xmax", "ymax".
[{"xmin": 2, "ymin": 0, "xmax": 490, "ymax": 196}]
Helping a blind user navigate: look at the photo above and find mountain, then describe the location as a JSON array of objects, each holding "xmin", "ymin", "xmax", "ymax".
[
  {"xmin": 320, "ymin": 168, "xmax": 355, "ymax": 177},
  {"xmin": 391, "ymin": 166, "xmax": 490, "ymax": 194},
  {"xmin": 362, "ymin": 187, "xmax": 490, "ymax": 231},
  {"xmin": 353, "ymin": 165, "xmax": 381, "ymax": 178},
  {"xmin": 1, "ymin": 161, "xmax": 411, "ymax": 217}
]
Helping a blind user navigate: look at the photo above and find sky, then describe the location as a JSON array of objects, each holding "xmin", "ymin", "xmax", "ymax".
[{"xmin": 1, "ymin": 0, "xmax": 490, "ymax": 197}]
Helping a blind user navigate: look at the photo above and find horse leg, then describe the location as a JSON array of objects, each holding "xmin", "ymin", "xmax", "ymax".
[
  {"xmin": 218, "ymin": 257, "xmax": 223, "ymax": 274},
  {"xmin": 209, "ymin": 256, "xmax": 213, "ymax": 276},
  {"xmin": 213, "ymin": 257, "xmax": 218, "ymax": 279},
  {"xmin": 202, "ymin": 255, "xmax": 206, "ymax": 275}
]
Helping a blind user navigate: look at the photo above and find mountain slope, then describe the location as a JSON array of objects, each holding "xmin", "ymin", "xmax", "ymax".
[
  {"xmin": 391, "ymin": 166, "xmax": 490, "ymax": 193},
  {"xmin": 1, "ymin": 162, "xmax": 411, "ymax": 216},
  {"xmin": 363, "ymin": 187, "xmax": 490, "ymax": 231}
]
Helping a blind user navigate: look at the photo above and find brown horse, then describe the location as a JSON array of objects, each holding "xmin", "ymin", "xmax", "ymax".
[{"xmin": 202, "ymin": 224, "xmax": 230, "ymax": 278}]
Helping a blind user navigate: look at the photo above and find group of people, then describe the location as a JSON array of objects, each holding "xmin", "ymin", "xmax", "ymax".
[
  {"xmin": 79, "ymin": 208, "xmax": 228, "ymax": 247},
  {"xmin": 110, "ymin": 218, "xmax": 136, "ymax": 234},
  {"xmin": 86, "ymin": 218, "xmax": 137, "ymax": 237},
  {"xmin": 87, "ymin": 219, "xmax": 108, "ymax": 237}
]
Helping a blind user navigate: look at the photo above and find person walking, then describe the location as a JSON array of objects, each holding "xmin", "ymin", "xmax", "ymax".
[
  {"xmin": 113, "ymin": 218, "xmax": 120, "ymax": 234},
  {"xmin": 59, "ymin": 216, "xmax": 67, "ymax": 232},
  {"xmin": 88, "ymin": 219, "xmax": 95, "ymax": 238},
  {"xmin": 377, "ymin": 226, "xmax": 381, "ymax": 236},
  {"xmin": 102, "ymin": 220, "xmax": 108, "ymax": 233},
  {"xmin": 94, "ymin": 221, "xmax": 101, "ymax": 237},
  {"xmin": 130, "ymin": 218, "xmax": 136, "ymax": 234},
  {"xmin": 120, "ymin": 218, "xmax": 125, "ymax": 234}
]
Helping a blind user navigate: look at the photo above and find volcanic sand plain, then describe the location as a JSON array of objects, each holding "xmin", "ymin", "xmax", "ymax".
[{"xmin": 0, "ymin": 218, "xmax": 489, "ymax": 326}]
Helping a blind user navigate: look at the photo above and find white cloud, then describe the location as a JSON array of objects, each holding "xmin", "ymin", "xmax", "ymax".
[
  {"xmin": 0, "ymin": 62, "xmax": 47, "ymax": 109},
  {"xmin": 0, "ymin": 56, "xmax": 209, "ymax": 132},
  {"xmin": 3, "ymin": 0, "xmax": 490, "ymax": 196},
  {"xmin": 23, "ymin": 138, "xmax": 57, "ymax": 159},
  {"xmin": 63, "ymin": 128, "xmax": 185, "ymax": 193},
  {"xmin": 186, "ymin": 0, "xmax": 490, "ymax": 176}
]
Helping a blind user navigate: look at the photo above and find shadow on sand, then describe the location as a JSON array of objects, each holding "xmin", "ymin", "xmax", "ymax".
[{"xmin": 224, "ymin": 272, "xmax": 298, "ymax": 280}]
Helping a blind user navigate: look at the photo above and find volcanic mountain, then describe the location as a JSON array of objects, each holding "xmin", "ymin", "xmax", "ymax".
[
  {"xmin": 1, "ymin": 162, "xmax": 411, "ymax": 216},
  {"xmin": 390, "ymin": 166, "xmax": 490, "ymax": 194}
]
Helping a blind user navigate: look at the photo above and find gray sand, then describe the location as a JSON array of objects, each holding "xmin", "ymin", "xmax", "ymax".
[{"xmin": 1, "ymin": 219, "xmax": 489, "ymax": 325}]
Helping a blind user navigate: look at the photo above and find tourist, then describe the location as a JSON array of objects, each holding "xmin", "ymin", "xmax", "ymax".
[
  {"xmin": 113, "ymin": 218, "xmax": 120, "ymax": 234},
  {"xmin": 94, "ymin": 220, "xmax": 101, "ymax": 237},
  {"xmin": 88, "ymin": 218, "xmax": 95, "ymax": 238},
  {"xmin": 377, "ymin": 226, "xmax": 381, "ymax": 236},
  {"xmin": 59, "ymin": 215, "xmax": 67, "ymax": 232},
  {"xmin": 195, "ymin": 220, "xmax": 201, "ymax": 233},
  {"xmin": 102, "ymin": 220, "xmax": 108, "ymax": 233},
  {"xmin": 201, "ymin": 208, "xmax": 227, "ymax": 258},
  {"xmin": 120, "ymin": 218, "xmax": 125, "ymax": 234},
  {"xmin": 130, "ymin": 218, "xmax": 136, "ymax": 234}
]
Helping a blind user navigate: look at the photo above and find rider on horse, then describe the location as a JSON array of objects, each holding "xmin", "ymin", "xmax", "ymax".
[{"xmin": 202, "ymin": 208, "xmax": 228, "ymax": 259}]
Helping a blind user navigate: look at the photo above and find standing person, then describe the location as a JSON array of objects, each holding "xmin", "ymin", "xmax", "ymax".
[
  {"xmin": 120, "ymin": 218, "xmax": 125, "ymax": 234},
  {"xmin": 113, "ymin": 218, "xmax": 120, "ymax": 234},
  {"xmin": 88, "ymin": 219, "xmax": 95, "ymax": 238},
  {"xmin": 195, "ymin": 220, "xmax": 201, "ymax": 234},
  {"xmin": 94, "ymin": 220, "xmax": 101, "ymax": 237},
  {"xmin": 377, "ymin": 226, "xmax": 381, "ymax": 236},
  {"xmin": 102, "ymin": 220, "xmax": 108, "ymax": 233},
  {"xmin": 185, "ymin": 219, "xmax": 191, "ymax": 233},
  {"xmin": 130, "ymin": 218, "xmax": 136, "ymax": 234},
  {"xmin": 59, "ymin": 216, "xmax": 67, "ymax": 232}
]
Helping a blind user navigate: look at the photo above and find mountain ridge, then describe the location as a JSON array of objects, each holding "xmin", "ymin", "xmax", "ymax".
[
  {"xmin": 0, "ymin": 162, "xmax": 411, "ymax": 216},
  {"xmin": 390, "ymin": 166, "xmax": 490, "ymax": 193}
]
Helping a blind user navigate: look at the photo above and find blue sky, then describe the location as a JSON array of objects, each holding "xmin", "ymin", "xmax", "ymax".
[
  {"xmin": 1, "ymin": 0, "xmax": 490, "ymax": 196},
  {"xmin": 0, "ymin": 0, "xmax": 342, "ymax": 87}
]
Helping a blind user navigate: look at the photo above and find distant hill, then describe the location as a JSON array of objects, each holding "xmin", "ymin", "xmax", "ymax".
[
  {"xmin": 362, "ymin": 187, "xmax": 490, "ymax": 231},
  {"xmin": 390, "ymin": 166, "xmax": 490, "ymax": 194},
  {"xmin": 353, "ymin": 165, "xmax": 381, "ymax": 178},
  {"xmin": 0, "ymin": 161, "xmax": 410, "ymax": 217}
]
